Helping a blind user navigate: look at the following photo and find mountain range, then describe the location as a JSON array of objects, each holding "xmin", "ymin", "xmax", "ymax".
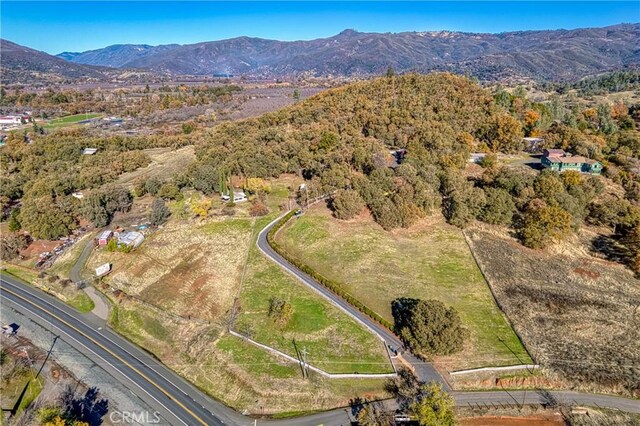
[
  {"xmin": 55, "ymin": 24, "xmax": 640, "ymax": 81},
  {"xmin": 2, "ymin": 24, "xmax": 639, "ymax": 85},
  {"xmin": 0, "ymin": 39, "xmax": 108, "ymax": 84}
]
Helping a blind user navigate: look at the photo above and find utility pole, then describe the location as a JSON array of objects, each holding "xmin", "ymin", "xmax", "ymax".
[{"xmin": 301, "ymin": 346, "xmax": 308, "ymax": 379}]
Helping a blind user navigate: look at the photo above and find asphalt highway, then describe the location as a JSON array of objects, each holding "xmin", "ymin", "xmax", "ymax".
[{"xmin": 0, "ymin": 274, "xmax": 236, "ymax": 426}]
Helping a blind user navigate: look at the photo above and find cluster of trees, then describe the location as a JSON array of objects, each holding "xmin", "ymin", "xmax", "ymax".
[
  {"xmin": 0, "ymin": 128, "xmax": 192, "ymax": 240},
  {"xmin": 81, "ymin": 185, "xmax": 132, "ymax": 227},
  {"xmin": 0, "ymin": 84, "xmax": 242, "ymax": 118},
  {"xmin": 538, "ymin": 69, "xmax": 640, "ymax": 96},
  {"xmin": 0, "ymin": 232, "xmax": 29, "ymax": 260},
  {"xmin": 193, "ymin": 74, "xmax": 498, "ymax": 229},
  {"xmin": 3, "ymin": 73, "xmax": 639, "ymax": 271},
  {"xmin": 188, "ymin": 73, "xmax": 638, "ymax": 262}
]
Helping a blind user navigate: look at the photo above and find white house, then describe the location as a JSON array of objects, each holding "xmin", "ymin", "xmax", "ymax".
[
  {"xmin": 233, "ymin": 192, "xmax": 247, "ymax": 203},
  {"xmin": 0, "ymin": 116, "xmax": 23, "ymax": 125}
]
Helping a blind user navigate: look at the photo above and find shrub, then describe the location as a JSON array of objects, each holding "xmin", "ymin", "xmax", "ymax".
[
  {"xmin": 479, "ymin": 187, "xmax": 515, "ymax": 225},
  {"xmin": 7, "ymin": 209, "xmax": 21, "ymax": 231},
  {"xmin": 0, "ymin": 232, "xmax": 29, "ymax": 260},
  {"xmin": 245, "ymin": 177, "xmax": 271, "ymax": 194},
  {"xmin": 268, "ymin": 297, "xmax": 293, "ymax": 326},
  {"xmin": 249, "ymin": 201, "xmax": 269, "ymax": 217},
  {"xmin": 480, "ymin": 153, "xmax": 498, "ymax": 169},
  {"xmin": 221, "ymin": 206, "xmax": 236, "ymax": 216},
  {"xmin": 105, "ymin": 238, "xmax": 118, "ymax": 252},
  {"xmin": 391, "ymin": 298, "xmax": 467, "ymax": 357},
  {"xmin": 519, "ymin": 199, "xmax": 573, "ymax": 249},
  {"xmin": 157, "ymin": 183, "xmax": 183, "ymax": 201},
  {"xmin": 409, "ymin": 383, "xmax": 456, "ymax": 426},
  {"xmin": 144, "ymin": 177, "xmax": 163, "ymax": 196},
  {"xmin": 150, "ymin": 198, "xmax": 171, "ymax": 226}
]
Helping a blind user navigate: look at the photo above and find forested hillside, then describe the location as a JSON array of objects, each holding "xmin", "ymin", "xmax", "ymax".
[
  {"xmin": 192, "ymin": 73, "xmax": 640, "ymax": 270},
  {"xmin": 2, "ymin": 73, "xmax": 639, "ymax": 273}
]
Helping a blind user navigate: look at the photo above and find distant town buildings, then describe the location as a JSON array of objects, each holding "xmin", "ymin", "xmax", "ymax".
[
  {"xmin": 541, "ymin": 149, "xmax": 602, "ymax": 174},
  {"xmin": 0, "ymin": 112, "xmax": 31, "ymax": 128}
]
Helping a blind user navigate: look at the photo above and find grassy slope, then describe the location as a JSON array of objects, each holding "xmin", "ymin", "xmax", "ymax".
[
  {"xmin": 48, "ymin": 233, "xmax": 93, "ymax": 278},
  {"xmin": 276, "ymin": 205, "xmax": 531, "ymax": 370},
  {"xmin": 102, "ymin": 177, "xmax": 389, "ymax": 412},
  {"xmin": 237, "ymin": 215, "xmax": 392, "ymax": 374},
  {"xmin": 465, "ymin": 226, "xmax": 640, "ymax": 396},
  {"xmin": 109, "ymin": 295, "xmax": 387, "ymax": 414}
]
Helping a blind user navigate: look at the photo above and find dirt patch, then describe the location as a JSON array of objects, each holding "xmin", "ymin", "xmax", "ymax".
[
  {"xmin": 460, "ymin": 414, "xmax": 565, "ymax": 426},
  {"xmin": 88, "ymin": 217, "xmax": 253, "ymax": 322},
  {"xmin": 573, "ymin": 267, "xmax": 600, "ymax": 280},
  {"xmin": 116, "ymin": 146, "xmax": 196, "ymax": 188}
]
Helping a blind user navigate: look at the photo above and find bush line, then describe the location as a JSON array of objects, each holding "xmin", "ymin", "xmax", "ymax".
[{"xmin": 267, "ymin": 211, "xmax": 395, "ymax": 331}]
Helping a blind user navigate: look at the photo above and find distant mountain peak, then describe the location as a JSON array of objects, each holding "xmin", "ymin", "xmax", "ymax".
[{"xmin": 337, "ymin": 29, "xmax": 360, "ymax": 37}]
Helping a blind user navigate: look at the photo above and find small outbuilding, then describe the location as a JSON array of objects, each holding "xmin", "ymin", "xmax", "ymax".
[
  {"xmin": 118, "ymin": 231, "xmax": 144, "ymax": 248},
  {"xmin": 82, "ymin": 148, "xmax": 98, "ymax": 155},
  {"xmin": 97, "ymin": 230, "xmax": 113, "ymax": 246},
  {"xmin": 233, "ymin": 192, "xmax": 247, "ymax": 203},
  {"xmin": 95, "ymin": 263, "xmax": 112, "ymax": 277}
]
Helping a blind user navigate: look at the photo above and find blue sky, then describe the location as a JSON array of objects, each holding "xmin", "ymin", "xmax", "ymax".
[{"xmin": 2, "ymin": 1, "xmax": 639, "ymax": 54}]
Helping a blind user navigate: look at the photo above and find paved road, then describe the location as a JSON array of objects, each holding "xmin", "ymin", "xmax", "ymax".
[
  {"xmin": 69, "ymin": 236, "xmax": 111, "ymax": 321},
  {"xmin": 256, "ymin": 214, "xmax": 447, "ymax": 387},
  {"xmin": 0, "ymin": 274, "xmax": 237, "ymax": 426},
  {"xmin": 2, "ymin": 273, "xmax": 639, "ymax": 426}
]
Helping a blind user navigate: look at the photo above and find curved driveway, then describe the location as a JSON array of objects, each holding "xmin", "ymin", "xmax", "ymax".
[{"xmin": 256, "ymin": 214, "xmax": 447, "ymax": 387}]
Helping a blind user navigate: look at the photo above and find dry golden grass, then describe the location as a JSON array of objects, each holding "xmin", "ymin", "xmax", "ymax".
[
  {"xmin": 465, "ymin": 224, "xmax": 640, "ymax": 397},
  {"xmin": 109, "ymin": 293, "xmax": 387, "ymax": 414},
  {"xmin": 116, "ymin": 146, "xmax": 196, "ymax": 188},
  {"xmin": 88, "ymin": 217, "xmax": 253, "ymax": 321}
]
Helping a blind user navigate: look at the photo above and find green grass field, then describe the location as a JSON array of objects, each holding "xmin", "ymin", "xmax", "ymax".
[
  {"xmin": 236, "ymin": 215, "xmax": 393, "ymax": 374},
  {"xmin": 44, "ymin": 113, "xmax": 103, "ymax": 129},
  {"xmin": 276, "ymin": 205, "xmax": 532, "ymax": 371}
]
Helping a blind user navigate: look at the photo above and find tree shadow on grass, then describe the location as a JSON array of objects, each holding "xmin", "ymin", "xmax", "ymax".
[{"xmin": 590, "ymin": 234, "xmax": 632, "ymax": 269}]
